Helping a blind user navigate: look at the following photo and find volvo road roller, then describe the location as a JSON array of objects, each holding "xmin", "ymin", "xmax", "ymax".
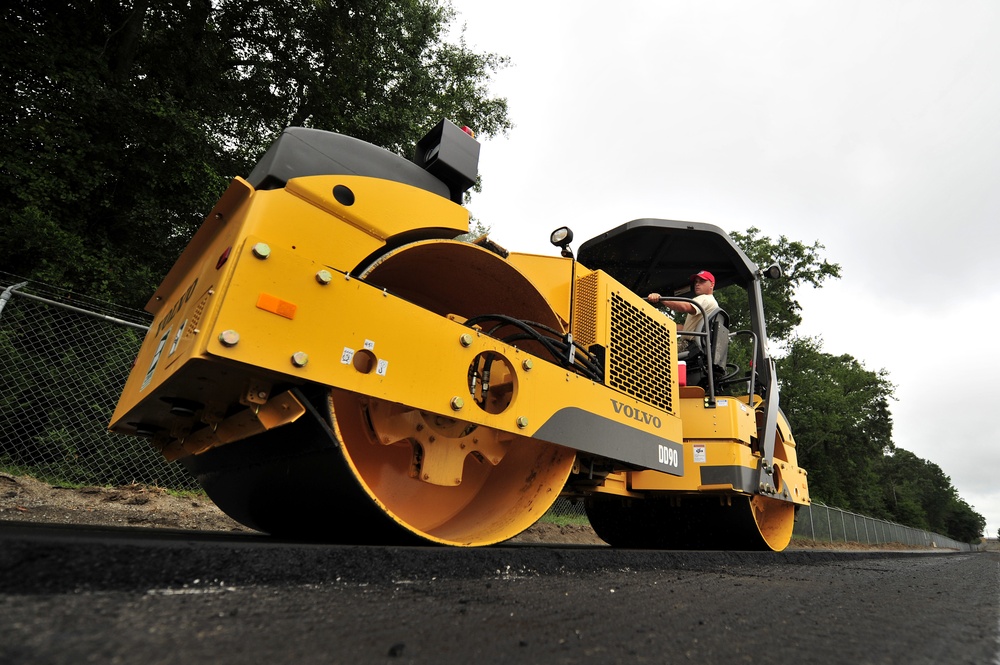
[{"xmin": 110, "ymin": 120, "xmax": 810, "ymax": 550}]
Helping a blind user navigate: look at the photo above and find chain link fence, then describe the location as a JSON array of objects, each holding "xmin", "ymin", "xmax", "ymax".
[
  {"xmin": 0, "ymin": 278, "xmax": 980, "ymax": 549},
  {"xmin": 792, "ymin": 501, "xmax": 977, "ymax": 551},
  {"xmin": 0, "ymin": 279, "xmax": 196, "ymax": 490}
]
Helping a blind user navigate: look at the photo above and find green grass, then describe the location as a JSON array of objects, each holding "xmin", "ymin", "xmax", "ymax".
[{"xmin": 540, "ymin": 512, "xmax": 591, "ymax": 527}]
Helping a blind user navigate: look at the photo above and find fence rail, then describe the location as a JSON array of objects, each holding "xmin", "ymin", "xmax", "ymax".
[{"xmin": 0, "ymin": 279, "xmax": 980, "ymax": 551}]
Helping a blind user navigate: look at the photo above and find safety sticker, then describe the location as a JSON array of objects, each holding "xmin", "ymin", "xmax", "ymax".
[
  {"xmin": 693, "ymin": 444, "xmax": 707, "ymax": 464},
  {"xmin": 141, "ymin": 328, "xmax": 171, "ymax": 391},
  {"xmin": 376, "ymin": 359, "xmax": 389, "ymax": 376},
  {"xmin": 341, "ymin": 347, "xmax": 355, "ymax": 364},
  {"xmin": 717, "ymin": 399, "xmax": 728, "ymax": 407},
  {"xmin": 364, "ymin": 339, "xmax": 375, "ymax": 350}
]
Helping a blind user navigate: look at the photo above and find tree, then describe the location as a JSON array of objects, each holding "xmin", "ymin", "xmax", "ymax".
[
  {"xmin": 776, "ymin": 336, "xmax": 894, "ymax": 515},
  {"xmin": 1, "ymin": 0, "xmax": 511, "ymax": 308},
  {"xmin": 944, "ymin": 497, "xmax": 985, "ymax": 544},
  {"xmin": 881, "ymin": 449, "xmax": 985, "ymax": 542},
  {"xmin": 880, "ymin": 449, "xmax": 933, "ymax": 529},
  {"xmin": 717, "ymin": 227, "xmax": 841, "ymax": 343}
]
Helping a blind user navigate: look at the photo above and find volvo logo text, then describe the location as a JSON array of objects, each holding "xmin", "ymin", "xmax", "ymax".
[{"xmin": 610, "ymin": 399, "xmax": 662, "ymax": 428}]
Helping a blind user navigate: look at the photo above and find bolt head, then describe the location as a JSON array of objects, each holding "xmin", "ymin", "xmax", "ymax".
[
  {"xmin": 522, "ymin": 358, "xmax": 534, "ymax": 371},
  {"xmin": 450, "ymin": 396, "xmax": 465, "ymax": 411},
  {"xmin": 316, "ymin": 270, "xmax": 333, "ymax": 285},
  {"xmin": 251, "ymin": 242, "xmax": 271, "ymax": 259},
  {"xmin": 460, "ymin": 333, "xmax": 473, "ymax": 347},
  {"xmin": 291, "ymin": 351, "xmax": 309, "ymax": 367},
  {"xmin": 218, "ymin": 330, "xmax": 240, "ymax": 347},
  {"xmin": 516, "ymin": 416, "xmax": 529, "ymax": 429}
]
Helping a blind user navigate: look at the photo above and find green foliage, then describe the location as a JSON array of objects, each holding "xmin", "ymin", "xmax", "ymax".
[
  {"xmin": 455, "ymin": 216, "xmax": 491, "ymax": 243},
  {"xmin": 777, "ymin": 336, "xmax": 894, "ymax": 516},
  {"xmin": 716, "ymin": 227, "xmax": 841, "ymax": 343},
  {"xmin": 2, "ymin": 0, "xmax": 511, "ymax": 309}
]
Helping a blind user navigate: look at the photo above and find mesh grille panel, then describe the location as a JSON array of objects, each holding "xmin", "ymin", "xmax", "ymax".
[
  {"xmin": 608, "ymin": 292, "xmax": 674, "ymax": 413},
  {"xmin": 573, "ymin": 272, "xmax": 599, "ymax": 348}
]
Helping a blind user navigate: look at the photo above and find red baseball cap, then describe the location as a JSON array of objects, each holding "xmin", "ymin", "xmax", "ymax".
[{"xmin": 690, "ymin": 270, "xmax": 715, "ymax": 285}]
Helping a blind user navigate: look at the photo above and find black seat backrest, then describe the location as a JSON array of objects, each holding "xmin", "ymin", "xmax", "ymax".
[
  {"xmin": 702, "ymin": 307, "xmax": 730, "ymax": 370},
  {"xmin": 683, "ymin": 307, "xmax": 730, "ymax": 389}
]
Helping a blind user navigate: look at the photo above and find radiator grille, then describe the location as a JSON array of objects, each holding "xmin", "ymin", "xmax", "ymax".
[{"xmin": 608, "ymin": 292, "xmax": 674, "ymax": 413}]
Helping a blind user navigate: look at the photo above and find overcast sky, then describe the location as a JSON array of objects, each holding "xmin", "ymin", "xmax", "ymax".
[{"xmin": 447, "ymin": 0, "xmax": 1000, "ymax": 539}]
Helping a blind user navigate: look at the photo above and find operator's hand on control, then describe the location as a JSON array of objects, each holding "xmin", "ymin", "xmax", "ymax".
[{"xmin": 647, "ymin": 293, "xmax": 662, "ymax": 305}]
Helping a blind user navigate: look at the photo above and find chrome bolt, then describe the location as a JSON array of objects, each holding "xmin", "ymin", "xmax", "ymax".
[
  {"xmin": 252, "ymin": 242, "xmax": 271, "ymax": 259},
  {"xmin": 522, "ymin": 358, "xmax": 534, "ymax": 371},
  {"xmin": 218, "ymin": 330, "xmax": 240, "ymax": 347},
  {"xmin": 316, "ymin": 270, "xmax": 333, "ymax": 285},
  {"xmin": 291, "ymin": 351, "xmax": 309, "ymax": 367},
  {"xmin": 516, "ymin": 416, "xmax": 529, "ymax": 429},
  {"xmin": 450, "ymin": 396, "xmax": 465, "ymax": 411},
  {"xmin": 460, "ymin": 333, "xmax": 473, "ymax": 347}
]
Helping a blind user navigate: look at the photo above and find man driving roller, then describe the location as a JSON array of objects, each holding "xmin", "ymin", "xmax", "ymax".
[{"xmin": 646, "ymin": 270, "xmax": 718, "ymax": 352}]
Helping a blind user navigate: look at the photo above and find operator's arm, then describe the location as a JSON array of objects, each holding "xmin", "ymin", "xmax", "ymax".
[{"xmin": 646, "ymin": 293, "xmax": 696, "ymax": 314}]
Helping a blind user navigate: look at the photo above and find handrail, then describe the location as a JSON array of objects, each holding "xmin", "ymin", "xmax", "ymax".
[{"xmin": 652, "ymin": 295, "xmax": 718, "ymax": 405}]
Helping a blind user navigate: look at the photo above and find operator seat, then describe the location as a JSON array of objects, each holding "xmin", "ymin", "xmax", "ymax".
[{"xmin": 679, "ymin": 308, "xmax": 730, "ymax": 390}]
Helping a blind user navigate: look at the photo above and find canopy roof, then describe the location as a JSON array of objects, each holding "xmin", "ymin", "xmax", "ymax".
[{"xmin": 577, "ymin": 219, "xmax": 759, "ymax": 297}]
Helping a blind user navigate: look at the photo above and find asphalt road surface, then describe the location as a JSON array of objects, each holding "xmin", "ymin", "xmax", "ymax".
[{"xmin": 1, "ymin": 523, "xmax": 997, "ymax": 664}]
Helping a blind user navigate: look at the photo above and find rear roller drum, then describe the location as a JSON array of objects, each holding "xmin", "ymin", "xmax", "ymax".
[
  {"xmin": 586, "ymin": 413, "xmax": 798, "ymax": 551},
  {"xmin": 585, "ymin": 493, "xmax": 795, "ymax": 551}
]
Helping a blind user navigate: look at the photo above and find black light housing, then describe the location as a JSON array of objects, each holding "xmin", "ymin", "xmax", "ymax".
[
  {"xmin": 413, "ymin": 120, "xmax": 481, "ymax": 203},
  {"xmin": 550, "ymin": 226, "xmax": 575, "ymax": 258}
]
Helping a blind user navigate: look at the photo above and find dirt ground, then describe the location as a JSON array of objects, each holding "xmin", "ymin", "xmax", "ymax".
[
  {"xmin": 2, "ymin": 472, "xmax": 972, "ymax": 550},
  {"xmin": 0, "ymin": 473, "xmax": 605, "ymax": 545}
]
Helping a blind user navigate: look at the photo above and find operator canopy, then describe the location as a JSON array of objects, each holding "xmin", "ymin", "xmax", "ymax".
[{"xmin": 577, "ymin": 219, "xmax": 759, "ymax": 296}]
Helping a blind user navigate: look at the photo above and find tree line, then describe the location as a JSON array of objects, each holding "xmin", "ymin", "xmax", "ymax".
[
  {"xmin": 718, "ymin": 231, "xmax": 985, "ymax": 542},
  {"xmin": 2, "ymin": 1, "xmax": 984, "ymax": 542}
]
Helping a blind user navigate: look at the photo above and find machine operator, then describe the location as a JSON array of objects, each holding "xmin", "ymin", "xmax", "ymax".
[{"xmin": 646, "ymin": 270, "xmax": 718, "ymax": 352}]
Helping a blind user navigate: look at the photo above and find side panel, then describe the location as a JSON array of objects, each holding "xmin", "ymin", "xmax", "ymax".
[{"xmin": 112, "ymin": 175, "xmax": 468, "ymax": 430}]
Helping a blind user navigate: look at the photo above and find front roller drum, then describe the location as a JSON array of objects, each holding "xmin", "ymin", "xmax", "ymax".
[
  {"xmin": 183, "ymin": 387, "xmax": 575, "ymax": 546},
  {"xmin": 184, "ymin": 239, "xmax": 578, "ymax": 545}
]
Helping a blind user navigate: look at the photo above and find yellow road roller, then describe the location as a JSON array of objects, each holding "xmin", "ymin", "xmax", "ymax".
[{"xmin": 110, "ymin": 120, "xmax": 810, "ymax": 550}]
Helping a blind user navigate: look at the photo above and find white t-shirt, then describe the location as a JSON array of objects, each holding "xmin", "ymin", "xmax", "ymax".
[{"xmin": 678, "ymin": 293, "xmax": 719, "ymax": 350}]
